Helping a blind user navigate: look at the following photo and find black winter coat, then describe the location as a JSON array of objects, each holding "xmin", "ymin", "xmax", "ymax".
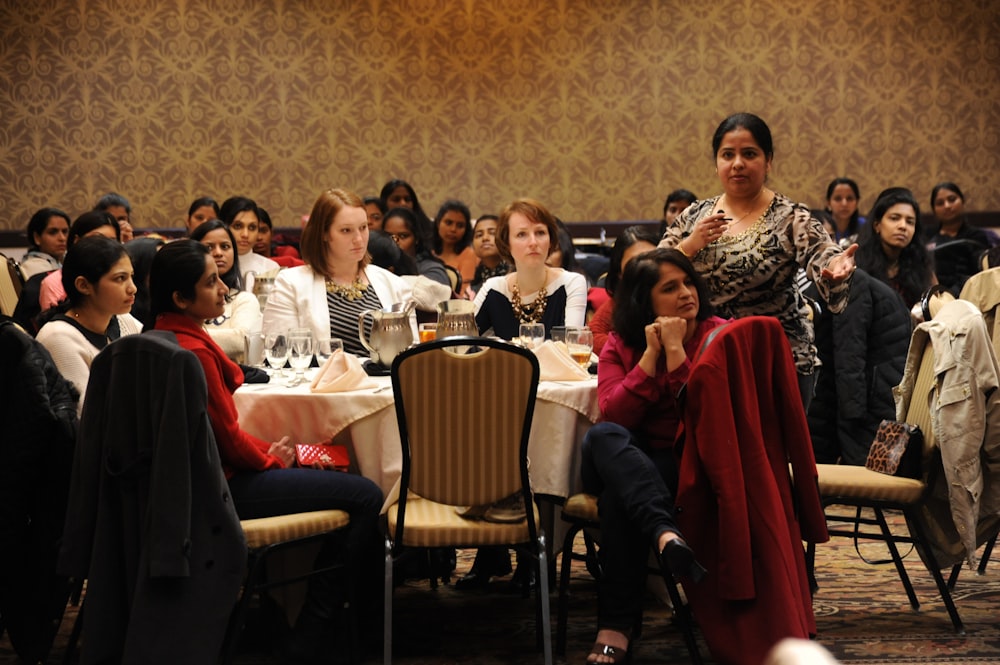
[{"xmin": 806, "ymin": 269, "xmax": 913, "ymax": 465}]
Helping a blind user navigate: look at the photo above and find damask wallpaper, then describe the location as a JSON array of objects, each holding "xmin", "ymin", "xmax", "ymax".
[{"xmin": 0, "ymin": 0, "xmax": 997, "ymax": 236}]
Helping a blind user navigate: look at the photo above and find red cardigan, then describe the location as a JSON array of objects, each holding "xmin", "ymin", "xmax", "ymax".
[{"xmin": 155, "ymin": 313, "xmax": 284, "ymax": 478}]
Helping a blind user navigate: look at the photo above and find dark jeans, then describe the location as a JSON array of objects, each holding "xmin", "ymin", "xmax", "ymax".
[{"xmin": 580, "ymin": 422, "xmax": 680, "ymax": 632}]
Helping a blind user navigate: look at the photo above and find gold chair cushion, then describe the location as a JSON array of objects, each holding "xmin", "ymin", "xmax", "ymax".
[
  {"xmin": 562, "ymin": 493, "xmax": 599, "ymax": 522},
  {"xmin": 816, "ymin": 464, "xmax": 925, "ymax": 504},
  {"xmin": 387, "ymin": 496, "xmax": 541, "ymax": 548},
  {"xmin": 240, "ymin": 509, "xmax": 351, "ymax": 549}
]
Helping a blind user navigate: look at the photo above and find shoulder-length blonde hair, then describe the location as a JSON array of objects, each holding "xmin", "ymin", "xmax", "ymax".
[
  {"xmin": 300, "ymin": 188, "xmax": 370, "ymax": 277},
  {"xmin": 496, "ymin": 198, "xmax": 559, "ymax": 264}
]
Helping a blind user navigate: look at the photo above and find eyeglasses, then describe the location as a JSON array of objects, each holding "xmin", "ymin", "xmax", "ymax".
[{"xmin": 389, "ymin": 233, "xmax": 412, "ymax": 243}]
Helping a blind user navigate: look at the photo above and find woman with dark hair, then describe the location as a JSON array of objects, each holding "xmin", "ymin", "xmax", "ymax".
[
  {"xmin": 824, "ymin": 177, "xmax": 863, "ymax": 247},
  {"xmin": 589, "ymin": 225, "xmax": 660, "ymax": 353},
  {"xmin": 469, "ymin": 215, "xmax": 509, "ymax": 294},
  {"xmin": 856, "ymin": 187, "xmax": 937, "ymax": 309},
  {"xmin": 21, "ymin": 207, "xmax": 70, "ymax": 279},
  {"xmin": 149, "ymin": 239, "xmax": 383, "ymax": 660},
  {"xmin": 379, "ymin": 178, "xmax": 433, "ymax": 228},
  {"xmin": 262, "ymin": 189, "xmax": 415, "ymax": 357},
  {"xmin": 363, "ymin": 195, "xmax": 387, "ymax": 231},
  {"xmin": 661, "ymin": 112, "xmax": 856, "ymax": 409},
  {"xmin": 191, "ymin": 219, "xmax": 262, "ymax": 360},
  {"xmin": 218, "ymin": 196, "xmax": 279, "ymax": 279},
  {"xmin": 581, "ymin": 248, "xmax": 725, "ymax": 663},
  {"xmin": 547, "ymin": 220, "xmax": 585, "ymax": 279},
  {"xmin": 382, "ymin": 206, "xmax": 451, "ymax": 287},
  {"xmin": 368, "ymin": 229, "xmax": 451, "ymax": 315},
  {"xmin": 185, "ymin": 196, "xmax": 220, "ymax": 234},
  {"xmin": 124, "ymin": 236, "xmax": 165, "ymax": 328},
  {"xmin": 431, "ymin": 199, "xmax": 477, "ymax": 290},
  {"xmin": 927, "ymin": 181, "xmax": 989, "ymax": 295},
  {"xmin": 36, "ymin": 236, "xmax": 140, "ymax": 414},
  {"xmin": 39, "ymin": 210, "xmax": 122, "ymax": 311}
]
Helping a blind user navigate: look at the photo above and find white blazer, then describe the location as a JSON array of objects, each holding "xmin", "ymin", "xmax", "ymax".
[{"xmin": 262, "ymin": 263, "xmax": 417, "ymax": 344}]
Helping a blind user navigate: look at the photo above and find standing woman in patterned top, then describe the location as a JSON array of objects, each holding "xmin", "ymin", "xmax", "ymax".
[
  {"xmin": 473, "ymin": 198, "xmax": 588, "ymax": 340},
  {"xmin": 262, "ymin": 188, "xmax": 415, "ymax": 356},
  {"xmin": 659, "ymin": 113, "xmax": 857, "ymax": 409}
]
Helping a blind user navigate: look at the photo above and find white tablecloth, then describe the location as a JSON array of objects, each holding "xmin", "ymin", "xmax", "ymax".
[{"xmin": 235, "ymin": 371, "xmax": 599, "ymax": 505}]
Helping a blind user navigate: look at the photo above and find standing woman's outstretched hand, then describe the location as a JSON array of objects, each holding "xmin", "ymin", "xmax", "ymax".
[{"xmin": 821, "ymin": 243, "xmax": 858, "ymax": 283}]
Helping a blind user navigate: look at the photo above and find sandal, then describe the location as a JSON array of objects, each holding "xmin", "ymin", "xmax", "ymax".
[{"xmin": 586, "ymin": 629, "xmax": 633, "ymax": 665}]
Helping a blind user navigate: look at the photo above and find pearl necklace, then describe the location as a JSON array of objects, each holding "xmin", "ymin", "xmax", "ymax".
[{"xmin": 325, "ymin": 272, "xmax": 367, "ymax": 301}]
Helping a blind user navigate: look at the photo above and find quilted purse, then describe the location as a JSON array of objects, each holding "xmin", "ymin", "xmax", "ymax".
[
  {"xmin": 295, "ymin": 443, "xmax": 350, "ymax": 471},
  {"xmin": 864, "ymin": 420, "xmax": 923, "ymax": 479}
]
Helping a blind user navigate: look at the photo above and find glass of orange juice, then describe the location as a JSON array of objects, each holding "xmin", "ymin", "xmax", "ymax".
[{"xmin": 418, "ymin": 322, "xmax": 438, "ymax": 343}]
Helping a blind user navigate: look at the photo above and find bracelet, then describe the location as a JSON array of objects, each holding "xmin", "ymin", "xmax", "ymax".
[{"xmin": 676, "ymin": 243, "xmax": 691, "ymax": 258}]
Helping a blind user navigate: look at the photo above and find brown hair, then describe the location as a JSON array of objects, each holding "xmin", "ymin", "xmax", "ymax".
[
  {"xmin": 300, "ymin": 188, "xmax": 370, "ymax": 277},
  {"xmin": 496, "ymin": 198, "xmax": 558, "ymax": 264}
]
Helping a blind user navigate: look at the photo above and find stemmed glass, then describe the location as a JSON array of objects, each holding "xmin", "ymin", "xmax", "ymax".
[
  {"xmin": 518, "ymin": 322, "xmax": 545, "ymax": 350},
  {"xmin": 263, "ymin": 331, "xmax": 289, "ymax": 380},
  {"xmin": 315, "ymin": 337, "xmax": 344, "ymax": 366},
  {"xmin": 287, "ymin": 328, "xmax": 315, "ymax": 385},
  {"xmin": 566, "ymin": 327, "xmax": 594, "ymax": 369}
]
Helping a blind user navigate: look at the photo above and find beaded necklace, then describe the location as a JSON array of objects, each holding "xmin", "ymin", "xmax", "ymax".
[
  {"xmin": 510, "ymin": 282, "xmax": 548, "ymax": 323},
  {"xmin": 325, "ymin": 273, "xmax": 368, "ymax": 301}
]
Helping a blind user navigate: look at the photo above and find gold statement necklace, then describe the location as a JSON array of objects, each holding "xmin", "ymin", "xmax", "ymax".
[
  {"xmin": 325, "ymin": 271, "xmax": 368, "ymax": 301},
  {"xmin": 510, "ymin": 271, "xmax": 548, "ymax": 323}
]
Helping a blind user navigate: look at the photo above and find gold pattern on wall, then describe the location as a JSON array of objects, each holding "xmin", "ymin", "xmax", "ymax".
[{"xmin": 0, "ymin": 0, "xmax": 998, "ymax": 235}]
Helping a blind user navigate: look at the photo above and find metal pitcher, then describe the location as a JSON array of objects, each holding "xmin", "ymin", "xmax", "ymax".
[
  {"xmin": 436, "ymin": 299, "xmax": 478, "ymax": 339},
  {"xmin": 249, "ymin": 272, "xmax": 276, "ymax": 310},
  {"xmin": 358, "ymin": 302, "xmax": 415, "ymax": 366}
]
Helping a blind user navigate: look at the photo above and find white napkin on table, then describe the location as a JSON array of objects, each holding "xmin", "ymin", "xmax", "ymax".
[
  {"xmin": 533, "ymin": 340, "xmax": 590, "ymax": 382},
  {"xmin": 309, "ymin": 350, "xmax": 377, "ymax": 393}
]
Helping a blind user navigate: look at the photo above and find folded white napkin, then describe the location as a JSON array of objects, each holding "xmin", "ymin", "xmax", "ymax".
[
  {"xmin": 310, "ymin": 350, "xmax": 377, "ymax": 393},
  {"xmin": 534, "ymin": 340, "xmax": 590, "ymax": 381}
]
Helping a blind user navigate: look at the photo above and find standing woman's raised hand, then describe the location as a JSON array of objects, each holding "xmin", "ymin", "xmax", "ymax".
[{"xmin": 821, "ymin": 243, "xmax": 858, "ymax": 283}]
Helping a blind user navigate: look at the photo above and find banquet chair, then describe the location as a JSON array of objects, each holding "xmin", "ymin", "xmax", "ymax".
[
  {"xmin": 384, "ymin": 336, "xmax": 552, "ymax": 665},
  {"xmin": 0, "ymin": 252, "xmax": 21, "ymax": 316},
  {"xmin": 808, "ymin": 329, "xmax": 972, "ymax": 632},
  {"xmin": 919, "ymin": 284, "xmax": 954, "ymax": 322},
  {"xmin": 555, "ymin": 493, "xmax": 704, "ymax": 663},
  {"xmin": 219, "ymin": 509, "xmax": 356, "ymax": 665}
]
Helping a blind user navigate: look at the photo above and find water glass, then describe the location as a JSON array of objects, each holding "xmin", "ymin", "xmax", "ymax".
[
  {"xmin": 263, "ymin": 331, "xmax": 289, "ymax": 377},
  {"xmin": 287, "ymin": 328, "xmax": 314, "ymax": 384},
  {"xmin": 315, "ymin": 337, "xmax": 344, "ymax": 365},
  {"xmin": 518, "ymin": 322, "xmax": 545, "ymax": 350},
  {"xmin": 566, "ymin": 327, "xmax": 594, "ymax": 369}
]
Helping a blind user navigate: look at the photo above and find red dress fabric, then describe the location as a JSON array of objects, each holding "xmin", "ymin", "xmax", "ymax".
[
  {"xmin": 588, "ymin": 295, "xmax": 614, "ymax": 354},
  {"xmin": 674, "ymin": 316, "xmax": 828, "ymax": 665}
]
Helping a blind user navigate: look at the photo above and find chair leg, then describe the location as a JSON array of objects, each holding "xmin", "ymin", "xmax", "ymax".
[
  {"xmin": 656, "ymin": 548, "xmax": 704, "ymax": 665},
  {"xmin": 805, "ymin": 540, "xmax": 818, "ymax": 594},
  {"xmin": 555, "ymin": 522, "xmax": 584, "ymax": 656},
  {"xmin": 904, "ymin": 508, "xmax": 965, "ymax": 634},
  {"xmin": 872, "ymin": 508, "xmax": 920, "ymax": 610},
  {"xmin": 978, "ymin": 531, "xmax": 997, "ymax": 575},
  {"xmin": 383, "ymin": 536, "xmax": 394, "ymax": 665},
  {"xmin": 535, "ymin": 532, "xmax": 553, "ymax": 665},
  {"xmin": 219, "ymin": 551, "xmax": 266, "ymax": 665}
]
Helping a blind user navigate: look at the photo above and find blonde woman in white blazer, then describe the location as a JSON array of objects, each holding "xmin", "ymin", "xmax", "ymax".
[{"xmin": 262, "ymin": 188, "xmax": 416, "ymax": 357}]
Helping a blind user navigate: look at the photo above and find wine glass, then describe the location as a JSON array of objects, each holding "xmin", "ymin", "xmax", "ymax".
[
  {"xmin": 518, "ymin": 322, "xmax": 545, "ymax": 350},
  {"xmin": 287, "ymin": 328, "xmax": 314, "ymax": 385},
  {"xmin": 566, "ymin": 327, "xmax": 594, "ymax": 369},
  {"xmin": 315, "ymin": 337, "xmax": 344, "ymax": 365},
  {"xmin": 263, "ymin": 331, "xmax": 289, "ymax": 380}
]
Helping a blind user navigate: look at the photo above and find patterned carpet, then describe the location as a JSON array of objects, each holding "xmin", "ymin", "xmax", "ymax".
[{"xmin": 3, "ymin": 510, "xmax": 997, "ymax": 664}]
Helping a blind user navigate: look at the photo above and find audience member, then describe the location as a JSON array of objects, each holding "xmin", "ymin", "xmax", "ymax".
[
  {"xmin": 254, "ymin": 206, "xmax": 303, "ymax": 268},
  {"xmin": 36, "ymin": 236, "xmax": 141, "ymax": 414},
  {"xmin": 469, "ymin": 214, "xmax": 509, "ymax": 294},
  {"xmin": 262, "ymin": 188, "xmax": 415, "ymax": 357},
  {"xmin": 824, "ymin": 177, "xmax": 863, "ymax": 247},
  {"xmin": 149, "ymin": 239, "xmax": 383, "ymax": 661},
  {"xmin": 547, "ymin": 220, "xmax": 588, "ymax": 285},
  {"xmin": 368, "ymin": 229, "xmax": 450, "ymax": 315},
  {"xmin": 39, "ymin": 211, "xmax": 121, "ymax": 311},
  {"xmin": 123, "ymin": 236, "xmax": 165, "ymax": 328},
  {"xmin": 185, "ymin": 196, "xmax": 220, "ymax": 234},
  {"xmin": 581, "ymin": 248, "xmax": 720, "ymax": 664},
  {"xmin": 590, "ymin": 225, "xmax": 660, "ymax": 353},
  {"xmin": 191, "ymin": 219, "xmax": 263, "ymax": 360},
  {"xmin": 20, "ymin": 208, "xmax": 70, "ymax": 279},
  {"xmin": 927, "ymin": 181, "xmax": 989, "ymax": 296},
  {"xmin": 95, "ymin": 192, "xmax": 134, "ymax": 242},
  {"xmin": 379, "ymin": 178, "xmax": 433, "ymax": 229},
  {"xmin": 658, "ymin": 189, "xmax": 697, "ymax": 236},
  {"xmin": 855, "ymin": 187, "xmax": 936, "ymax": 310},
  {"xmin": 432, "ymin": 199, "xmax": 478, "ymax": 291},
  {"xmin": 660, "ymin": 112, "xmax": 856, "ymax": 409},
  {"xmin": 382, "ymin": 206, "xmax": 451, "ymax": 287},
  {"xmin": 219, "ymin": 196, "xmax": 280, "ymax": 280},
  {"xmin": 363, "ymin": 195, "xmax": 387, "ymax": 231}
]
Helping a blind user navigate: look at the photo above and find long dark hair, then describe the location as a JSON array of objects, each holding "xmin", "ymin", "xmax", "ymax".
[
  {"xmin": 190, "ymin": 219, "xmax": 244, "ymax": 291},
  {"xmin": 368, "ymin": 229, "xmax": 418, "ymax": 276},
  {"xmin": 125, "ymin": 237, "xmax": 165, "ymax": 327},
  {"xmin": 855, "ymin": 187, "xmax": 933, "ymax": 308},
  {"xmin": 36, "ymin": 236, "xmax": 130, "ymax": 326},
  {"xmin": 605, "ymin": 225, "xmax": 661, "ymax": 297},
  {"xmin": 26, "ymin": 207, "xmax": 71, "ymax": 252},
  {"xmin": 379, "ymin": 179, "xmax": 433, "ymax": 230},
  {"xmin": 149, "ymin": 240, "xmax": 212, "ymax": 321},
  {"xmin": 68, "ymin": 210, "xmax": 120, "ymax": 244},
  {"xmin": 612, "ymin": 248, "xmax": 715, "ymax": 350},
  {"xmin": 431, "ymin": 199, "xmax": 473, "ymax": 254}
]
